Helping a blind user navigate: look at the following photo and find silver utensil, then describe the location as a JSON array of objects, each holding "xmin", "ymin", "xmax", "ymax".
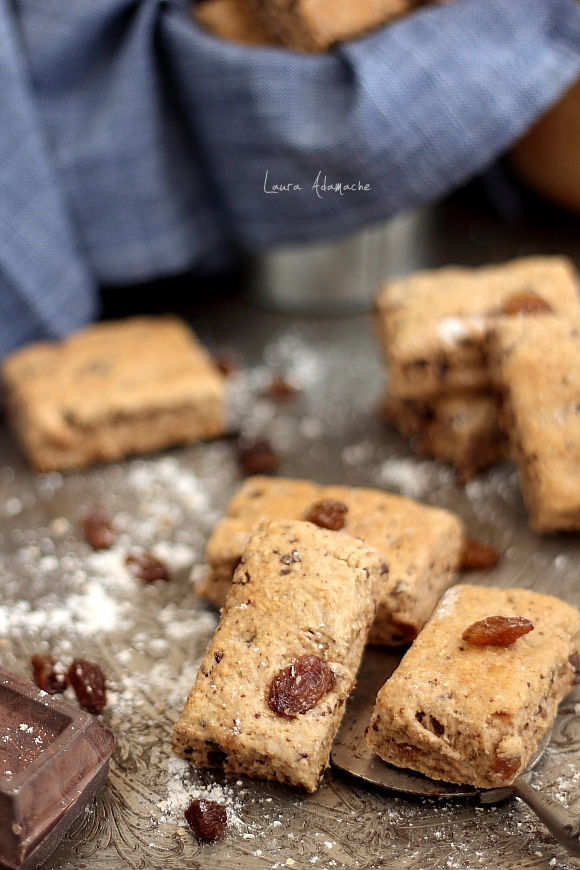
[{"xmin": 331, "ymin": 647, "xmax": 580, "ymax": 857}]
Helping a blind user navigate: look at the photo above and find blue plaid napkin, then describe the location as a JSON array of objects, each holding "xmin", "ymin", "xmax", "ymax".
[{"xmin": 2, "ymin": 0, "xmax": 580, "ymax": 358}]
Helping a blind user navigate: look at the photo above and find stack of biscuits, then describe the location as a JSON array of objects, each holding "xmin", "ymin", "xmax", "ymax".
[
  {"xmin": 174, "ymin": 476, "xmax": 467, "ymax": 791},
  {"xmin": 175, "ymin": 481, "xmax": 580, "ymax": 793},
  {"xmin": 373, "ymin": 256, "xmax": 580, "ymax": 486},
  {"xmin": 193, "ymin": 0, "xmax": 429, "ymax": 51}
]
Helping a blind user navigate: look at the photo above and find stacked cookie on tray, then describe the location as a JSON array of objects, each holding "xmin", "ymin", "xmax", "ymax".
[
  {"xmin": 175, "ymin": 477, "xmax": 580, "ymax": 795},
  {"xmin": 374, "ymin": 256, "xmax": 580, "ymax": 489},
  {"xmin": 174, "ymin": 476, "xmax": 467, "ymax": 790}
]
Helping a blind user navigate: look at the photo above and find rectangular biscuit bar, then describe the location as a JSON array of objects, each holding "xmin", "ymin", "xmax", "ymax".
[
  {"xmin": 366, "ymin": 584, "xmax": 580, "ymax": 788},
  {"xmin": 379, "ymin": 390, "xmax": 506, "ymax": 482},
  {"xmin": 194, "ymin": 0, "xmax": 276, "ymax": 46},
  {"xmin": 1, "ymin": 316, "xmax": 226, "ymax": 472},
  {"xmin": 173, "ymin": 519, "xmax": 380, "ymax": 792},
  {"xmin": 488, "ymin": 315, "xmax": 580, "ymax": 532},
  {"xmin": 247, "ymin": 0, "xmax": 419, "ymax": 52},
  {"xmin": 196, "ymin": 476, "xmax": 465, "ymax": 645},
  {"xmin": 373, "ymin": 256, "xmax": 580, "ymax": 400}
]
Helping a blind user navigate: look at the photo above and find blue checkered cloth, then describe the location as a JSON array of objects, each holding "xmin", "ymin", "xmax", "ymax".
[{"xmin": 2, "ymin": 0, "xmax": 580, "ymax": 358}]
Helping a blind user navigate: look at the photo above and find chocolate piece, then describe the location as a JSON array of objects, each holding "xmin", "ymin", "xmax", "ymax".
[{"xmin": 0, "ymin": 668, "xmax": 114, "ymax": 870}]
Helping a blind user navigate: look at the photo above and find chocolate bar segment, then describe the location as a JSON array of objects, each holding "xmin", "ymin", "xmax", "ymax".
[{"xmin": 0, "ymin": 668, "xmax": 114, "ymax": 870}]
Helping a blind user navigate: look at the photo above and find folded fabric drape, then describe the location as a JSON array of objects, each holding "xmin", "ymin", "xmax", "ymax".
[{"xmin": 2, "ymin": 0, "xmax": 580, "ymax": 358}]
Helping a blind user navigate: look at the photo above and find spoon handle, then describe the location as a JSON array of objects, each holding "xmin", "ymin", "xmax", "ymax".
[{"xmin": 513, "ymin": 778, "xmax": 580, "ymax": 857}]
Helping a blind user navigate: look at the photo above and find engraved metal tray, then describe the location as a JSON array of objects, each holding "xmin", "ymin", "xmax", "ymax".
[{"xmin": 2, "ymin": 292, "xmax": 580, "ymax": 870}]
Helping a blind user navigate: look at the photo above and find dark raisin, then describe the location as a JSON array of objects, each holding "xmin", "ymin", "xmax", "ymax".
[
  {"xmin": 126, "ymin": 552, "xmax": 170, "ymax": 583},
  {"xmin": 502, "ymin": 292, "xmax": 552, "ymax": 316},
  {"xmin": 268, "ymin": 654, "xmax": 334, "ymax": 716},
  {"xmin": 238, "ymin": 439, "xmax": 279, "ymax": 476},
  {"xmin": 493, "ymin": 754, "xmax": 521, "ymax": 781},
  {"xmin": 184, "ymin": 799, "xmax": 227, "ymax": 841},
  {"xmin": 266, "ymin": 374, "xmax": 297, "ymax": 399},
  {"xmin": 430, "ymin": 716, "xmax": 445, "ymax": 736},
  {"xmin": 214, "ymin": 353, "xmax": 237, "ymax": 377},
  {"xmin": 460, "ymin": 538, "xmax": 500, "ymax": 571},
  {"xmin": 214, "ymin": 651, "xmax": 223, "ymax": 663},
  {"xmin": 462, "ymin": 616, "xmax": 534, "ymax": 647},
  {"xmin": 31, "ymin": 654, "xmax": 68, "ymax": 695},
  {"xmin": 83, "ymin": 507, "xmax": 116, "ymax": 550},
  {"xmin": 68, "ymin": 659, "xmax": 106, "ymax": 713},
  {"xmin": 304, "ymin": 500, "xmax": 348, "ymax": 531},
  {"xmin": 379, "ymin": 563, "xmax": 389, "ymax": 576}
]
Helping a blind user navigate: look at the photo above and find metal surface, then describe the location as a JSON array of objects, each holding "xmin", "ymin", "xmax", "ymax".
[
  {"xmin": 2, "ymin": 196, "xmax": 580, "ymax": 870},
  {"xmin": 331, "ymin": 647, "xmax": 479, "ymax": 798}
]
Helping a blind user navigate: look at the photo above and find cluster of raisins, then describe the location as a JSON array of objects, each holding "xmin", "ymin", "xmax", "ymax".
[
  {"xmin": 83, "ymin": 507, "xmax": 170, "ymax": 583},
  {"xmin": 31, "ymin": 654, "xmax": 107, "ymax": 713}
]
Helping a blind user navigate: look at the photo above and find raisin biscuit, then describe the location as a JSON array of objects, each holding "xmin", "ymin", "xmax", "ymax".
[
  {"xmin": 367, "ymin": 584, "xmax": 580, "ymax": 788},
  {"xmin": 489, "ymin": 315, "xmax": 580, "ymax": 532},
  {"xmin": 246, "ymin": 0, "xmax": 418, "ymax": 52},
  {"xmin": 173, "ymin": 519, "xmax": 381, "ymax": 792},
  {"xmin": 194, "ymin": 0, "xmax": 276, "ymax": 45},
  {"xmin": 1, "ymin": 317, "xmax": 226, "ymax": 472},
  {"xmin": 374, "ymin": 257, "xmax": 580, "ymax": 399},
  {"xmin": 380, "ymin": 390, "xmax": 506, "ymax": 482}
]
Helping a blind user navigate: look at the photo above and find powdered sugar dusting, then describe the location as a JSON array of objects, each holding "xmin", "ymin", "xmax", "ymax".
[
  {"xmin": 158, "ymin": 756, "xmax": 245, "ymax": 831},
  {"xmin": 435, "ymin": 585, "xmax": 460, "ymax": 617},
  {"xmin": 437, "ymin": 316, "xmax": 468, "ymax": 345},
  {"xmin": 437, "ymin": 315, "xmax": 486, "ymax": 345},
  {"xmin": 378, "ymin": 457, "xmax": 454, "ymax": 500}
]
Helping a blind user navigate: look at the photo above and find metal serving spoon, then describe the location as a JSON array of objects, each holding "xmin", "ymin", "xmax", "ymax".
[{"xmin": 331, "ymin": 647, "xmax": 580, "ymax": 858}]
